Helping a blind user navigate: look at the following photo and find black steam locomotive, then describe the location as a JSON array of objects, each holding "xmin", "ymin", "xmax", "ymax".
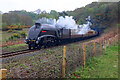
[{"xmin": 25, "ymin": 21, "xmax": 98, "ymax": 49}]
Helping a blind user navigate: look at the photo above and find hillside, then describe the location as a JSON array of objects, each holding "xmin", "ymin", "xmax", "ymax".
[
  {"xmin": 1, "ymin": 2, "xmax": 119, "ymax": 31},
  {"xmin": 66, "ymin": 2, "xmax": 119, "ymax": 29}
]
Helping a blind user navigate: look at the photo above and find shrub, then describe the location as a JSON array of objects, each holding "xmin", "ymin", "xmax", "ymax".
[
  {"xmin": 8, "ymin": 36, "xmax": 14, "ymax": 40},
  {"xmin": 12, "ymin": 30, "xmax": 17, "ymax": 33},
  {"xmin": 20, "ymin": 32, "xmax": 26, "ymax": 38},
  {"xmin": 11, "ymin": 25, "xmax": 22, "ymax": 30},
  {"xmin": 21, "ymin": 25, "xmax": 31, "ymax": 28},
  {"xmin": 2, "ymin": 26, "xmax": 9, "ymax": 31},
  {"xmin": 7, "ymin": 29, "xmax": 12, "ymax": 33},
  {"xmin": 13, "ymin": 33, "xmax": 20, "ymax": 38}
]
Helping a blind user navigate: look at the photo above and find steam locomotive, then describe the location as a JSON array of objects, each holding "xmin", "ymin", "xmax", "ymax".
[{"xmin": 25, "ymin": 21, "xmax": 98, "ymax": 49}]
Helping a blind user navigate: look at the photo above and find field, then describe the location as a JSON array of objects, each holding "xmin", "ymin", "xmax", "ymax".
[
  {"xmin": 1, "ymin": 28, "xmax": 29, "ymax": 42},
  {"xmin": 1, "ymin": 28, "xmax": 29, "ymax": 50}
]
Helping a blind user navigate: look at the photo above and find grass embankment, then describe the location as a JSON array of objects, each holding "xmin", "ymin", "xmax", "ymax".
[
  {"xmin": 71, "ymin": 44, "xmax": 118, "ymax": 78},
  {"xmin": 3, "ymin": 43, "xmax": 27, "ymax": 52}
]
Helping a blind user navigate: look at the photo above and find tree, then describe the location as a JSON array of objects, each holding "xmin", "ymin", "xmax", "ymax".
[
  {"xmin": 20, "ymin": 16, "xmax": 33, "ymax": 26},
  {"xmin": 50, "ymin": 10, "xmax": 59, "ymax": 19},
  {"xmin": 2, "ymin": 13, "xmax": 21, "ymax": 26},
  {"xmin": 38, "ymin": 13, "xmax": 54, "ymax": 19}
]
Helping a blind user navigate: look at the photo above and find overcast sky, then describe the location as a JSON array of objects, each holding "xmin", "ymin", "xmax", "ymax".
[{"xmin": 0, "ymin": 0, "xmax": 98, "ymax": 13}]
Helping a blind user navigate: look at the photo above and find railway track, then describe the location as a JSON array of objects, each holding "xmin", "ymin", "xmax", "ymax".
[
  {"xmin": 1, "ymin": 34, "xmax": 100, "ymax": 58},
  {"xmin": 1, "ymin": 49, "xmax": 38, "ymax": 58}
]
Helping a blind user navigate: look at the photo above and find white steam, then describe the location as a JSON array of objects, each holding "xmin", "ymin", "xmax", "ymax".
[
  {"xmin": 36, "ymin": 16, "xmax": 93, "ymax": 35},
  {"xmin": 77, "ymin": 21, "xmax": 92, "ymax": 34},
  {"xmin": 55, "ymin": 16, "xmax": 78, "ymax": 29},
  {"xmin": 36, "ymin": 17, "xmax": 56, "ymax": 26}
]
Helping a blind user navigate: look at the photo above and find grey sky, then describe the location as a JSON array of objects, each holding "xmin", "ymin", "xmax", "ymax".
[{"xmin": 0, "ymin": 0, "xmax": 98, "ymax": 13}]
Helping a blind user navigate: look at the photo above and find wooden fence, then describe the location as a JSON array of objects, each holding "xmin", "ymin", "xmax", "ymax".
[{"xmin": 62, "ymin": 34, "xmax": 118, "ymax": 78}]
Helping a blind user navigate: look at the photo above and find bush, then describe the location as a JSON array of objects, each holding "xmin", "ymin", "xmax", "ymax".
[
  {"xmin": 12, "ymin": 30, "xmax": 17, "ymax": 33},
  {"xmin": 2, "ymin": 26, "xmax": 9, "ymax": 31},
  {"xmin": 8, "ymin": 36, "xmax": 14, "ymax": 40},
  {"xmin": 2, "ymin": 25, "xmax": 23, "ymax": 31},
  {"xmin": 8, "ymin": 33, "xmax": 20, "ymax": 41},
  {"xmin": 20, "ymin": 32, "xmax": 26, "ymax": 38},
  {"xmin": 13, "ymin": 33, "xmax": 20, "ymax": 38},
  {"xmin": 7, "ymin": 29, "xmax": 12, "ymax": 33}
]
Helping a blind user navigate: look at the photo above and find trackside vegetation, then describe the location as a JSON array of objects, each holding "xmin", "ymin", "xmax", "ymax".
[{"xmin": 71, "ymin": 43, "xmax": 119, "ymax": 78}]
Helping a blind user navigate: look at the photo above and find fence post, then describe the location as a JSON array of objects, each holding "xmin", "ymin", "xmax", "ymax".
[
  {"xmin": 111, "ymin": 39, "xmax": 113, "ymax": 46},
  {"xmin": 83, "ymin": 44, "xmax": 86, "ymax": 70},
  {"xmin": 100, "ymin": 41, "xmax": 102, "ymax": 54},
  {"xmin": 105, "ymin": 40, "xmax": 107, "ymax": 52},
  {"xmin": 113, "ymin": 38, "xmax": 115, "ymax": 45},
  {"xmin": 94, "ymin": 42, "xmax": 95, "ymax": 57},
  {"xmin": 108, "ymin": 39, "xmax": 110, "ymax": 47},
  {"xmin": 0, "ymin": 69, "xmax": 7, "ymax": 79},
  {"xmin": 62, "ymin": 46, "xmax": 66, "ymax": 78}
]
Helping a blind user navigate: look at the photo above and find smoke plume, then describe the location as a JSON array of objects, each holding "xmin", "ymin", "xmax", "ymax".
[{"xmin": 36, "ymin": 16, "xmax": 93, "ymax": 35}]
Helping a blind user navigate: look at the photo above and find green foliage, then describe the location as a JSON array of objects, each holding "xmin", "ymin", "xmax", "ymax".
[
  {"xmin": 50, "ymin": 10, "xmax": 59, "ymax": 19},
  {"xmin": 13, "ymin": 33, "xmax": 20, "ymax": 38},
  {"xmin": 2, "ymin": 13, "xmax": 21, "ymax": 26},
  {"xmin": 71, "ymin": 45, "xmax": 118, "ymax": 78},
  {"xmin": 2, "ymin": 2, "xmax": 120, "ymax": 30},
  {"xmin": 67, "ymin": 2, "xmax": 119, "ymax": 28},
  {"xmin": 20, "ymin": 31, "xmax": 26, "ymax": 38},
  {"xmin": 7, "ymin": 31, "xmax": 27, "ymax": 41},
  {"xmin": 2, "ymin": 23, "xmax": 7, "ymax": 28},
  {"xmin": 20, "ymin": 16, "xmax": 33, "ymax": 26},
  {"xmin": 18, "ymin": 23, "xmax": 21, "ymax": 28},
  {"xmin": 2, "ymin": 23, "xmax": 8, "ymax": 31},
  {"xmin": 78, "ymin": 18, "xmax": 86, "ymax": 25},
  {"xmin": 2, "ymin": 11, "xmax": 36, "ymax": 27},
  {"xmin": 38, "ymin": 13, "xmax": 54, "ymax": 19},
  {"xmin": 118, "ymin": 24, "xmax": 120, "ymax": 27},
  {"xmin": 37, "ymin": 10, "xmax": 60, "ymax": 19},
  {"xmin": 8, "ymin": 35, "xmax": 17, "ymax": 41}
]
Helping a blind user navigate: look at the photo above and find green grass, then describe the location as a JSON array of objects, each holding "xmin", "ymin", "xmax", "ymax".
[
  {"xmin": 3, "ymin": 43, "xmax": 27, "ymax": 51},
  {"xmin": 118, "ymin": 24, "xmax": 120, "ymax": 27},
  {"xmin": 71, "ymin": 44, "xmax": 118, "ymax": 78},
  {"xmin": 3, "ymin": 43, "xmax": 27, "ymax": 48}
]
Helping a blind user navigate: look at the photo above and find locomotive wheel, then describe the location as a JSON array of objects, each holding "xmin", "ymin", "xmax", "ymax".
[
  {"xmin": 37, "ymin": 43, "xmax": 41, "ymax": 49},
  {"xmin": 41, "ymin": 37, "xmax": 56, "ymax": 48},
  {"xmin": 48, "ymin": 37, "xmax": 56, "ymax": 47},
  {"xmin": 28, "ymin": 44, "xmax": 31, "ymax": 50},
  {"xmin": 39, "ymin": 38, "xmax": 45, "ymax": 48},
  {"xmin": 33, "ymin": 45, "xmax": 36, "ymax": 50}
]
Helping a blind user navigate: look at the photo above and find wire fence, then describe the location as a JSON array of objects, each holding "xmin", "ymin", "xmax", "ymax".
[{"xmin": 62, "ymin": 34, "xmax": 118, "ymax": 78}]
